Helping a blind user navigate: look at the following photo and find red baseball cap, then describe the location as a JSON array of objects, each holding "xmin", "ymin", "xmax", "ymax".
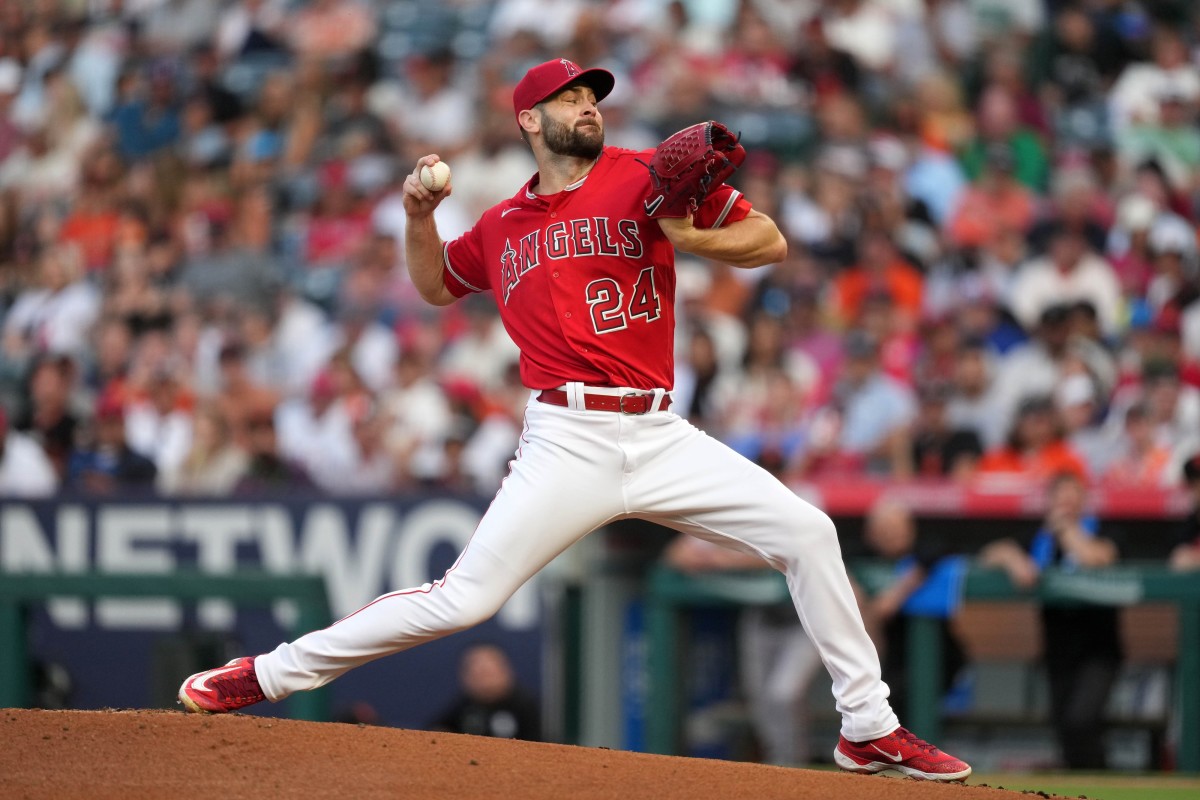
[{"xmin": 512, "ymin": 58, "xmax": 615, "ymax": 123}]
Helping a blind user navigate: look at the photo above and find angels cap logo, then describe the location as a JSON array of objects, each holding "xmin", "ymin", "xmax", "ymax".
[{"xmin": 561, "ymin": 59, "xmax": 581, "ymax": 78}]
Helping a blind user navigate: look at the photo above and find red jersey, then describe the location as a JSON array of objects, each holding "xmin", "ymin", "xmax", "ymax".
[{"xmin": 442, "ymin": 146, "xmax": 752, "ymax": 390}]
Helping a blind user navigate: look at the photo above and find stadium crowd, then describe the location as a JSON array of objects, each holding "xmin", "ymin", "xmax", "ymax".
[{"xmin": 1, "ymin": 0, "xmax": 1200, "ymax": 500}]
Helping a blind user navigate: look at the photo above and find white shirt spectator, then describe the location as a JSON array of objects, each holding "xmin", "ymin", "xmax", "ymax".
[
  {"xmin": 381, "ymin": 375, "xmax": 455, "ymax": 482},
  {"xmin": 3, "ymin": 279, "xmax": 101, "ymax": 359},
  {"xmin": 439, "ymin": 317, "xmax": 522, "ymax": 392},
  {"xmin": 304, "ymin": 398, "xmax": 395, "ymax": 494},
  {"xmin": 215, "ymin": 0, "xmax": 288, "ymax": 59},
  {"xmin": 1108, "ymin": 62, "xmax": 1200, "ymax": 135},
  {"xmin": 450, "ymin": 147, "xmax": 540, "ymax": 221},
  {"xmin": 1009, "ymin": 252, "xmax": 1123, "ymax": 337},
  {"xmin": 0, "ymin": 429, "xmax": 58, "ymax": 497},
  {"xmin": 966, "ymin": 0, "xmax": 1044, "ymax": 40},
  {"xmin": 489, "ymin": 0, "xmax": 588, "ymax": 49},
  {"xmin": 823, "ymin": 0, "xmax": 899, "ymax": 72},
  {"xmin": 125, "ymin": 401, "xmax": 194, "ymax": 474}
]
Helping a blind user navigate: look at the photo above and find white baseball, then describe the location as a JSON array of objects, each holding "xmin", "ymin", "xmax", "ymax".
[{"xmin": 420, "ymin": 161, "xmax": 451, "ymax": 192}]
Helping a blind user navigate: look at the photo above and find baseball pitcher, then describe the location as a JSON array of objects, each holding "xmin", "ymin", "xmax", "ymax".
[{"xmin": 179, "ymin": 58, "xmax": 971, "ymax": 781}]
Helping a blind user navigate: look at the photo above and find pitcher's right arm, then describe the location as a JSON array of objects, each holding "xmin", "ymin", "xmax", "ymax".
[{"xmin": 403, "ymin": 155, "xmax": 457, "ymax": 307}]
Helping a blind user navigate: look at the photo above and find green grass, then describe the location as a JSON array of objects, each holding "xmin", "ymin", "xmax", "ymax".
[{"xmin": 968, "ymin": 773, "xmax": 1200, "ymax": 800}]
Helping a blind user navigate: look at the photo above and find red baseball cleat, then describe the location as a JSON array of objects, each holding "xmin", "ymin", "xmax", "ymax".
[
  {"xmin": 178, "ymin": 656, "xmax": 265, "ymax": 714},
  {"xmin": 834, "ymin": 726, "xmax": 972, "ymax": 781}
]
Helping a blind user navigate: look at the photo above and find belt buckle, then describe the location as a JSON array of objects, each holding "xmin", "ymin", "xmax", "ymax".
[{"xmin": 619, "ymin": 392, "xmax": 651, "ymax": 415}]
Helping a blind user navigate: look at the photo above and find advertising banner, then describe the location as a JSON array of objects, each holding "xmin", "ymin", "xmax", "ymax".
[{"xmin": 0, "ymin": 493, "xmax": 544, "ymax": 730}]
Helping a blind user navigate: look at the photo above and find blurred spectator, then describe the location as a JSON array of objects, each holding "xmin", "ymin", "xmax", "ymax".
[
  {"xmin": 722, "ymin": 313, "xmax": 816, "ymax": 475},
  {"xmin": 1144, "ymin": 214, "xmax": 1198, "ymax": 316},
  {"xmin": 1108, "ymin": 26, "xmax": 1199, "ymax": 138},
  {"xmin": 382, "ymin": 349, "xmax": 455, "ymax": 485},
  {"xmin": 673, "ymin": 324, "xmax": 733, "ymax": 432},
  {"xmin": 158, "ymin": 403, "xmax": 248, "ymax": 496},
  {"xmin": 792, "ymin": 330, "xmax": 916, "ymax": 477},
  {"xmin": 307, "ymin": 392, "xmax": 394, "ymax": 494},
  {"xmin": 980, "ymin": 472, "xmax": 1121, "ymax": 770},
  {"xmin": 124, "ymin": 368, "xmax": 193, "ymax": 475},
  {"xmin": 1116, "ymin": 83, "xmax": 1200, "ymax": 194},
  {"xmin": 1029, "ymin": 2, "xmax": 1127, "ymax": 150},
  {"xmin": 439, "ymin": 293, "xmax": 521, "ymax": 393},
  {"xmin": 891, "ymin": 380, "xmax": 983, "ymax": 481},
  {"xmin": 976, "ymin": 396, "xmax": 1089, "ymax": 485},
  {"xmin": 1, "ymin": 0, "xmax": 1199, "ymax": 513},
  {"xmin": 959, "ymin": 84, "xmax": 1048, "ymax": 191},
  {"xmin": 1101, "ymin": 401, "xmax": 1175, "ymax": 487},
  {"xmin": 215, "ymin": 0, "xmax": 289, "ymax": 59},
  {"xmin": 1055, "ymin": 371, "xmax": 1116, "ymax": 477},
  {"xmin": 860, "ymin": 498, "xmax": 968, "ymax": 724},
  {"xmin": 460, "ymin": 364, "xmax": 532, "ymax": 495},
  {"xmin": 373, "ymin": 50, "xmax": 476, "ymax": 162},
  {"xmin": 430, "ymin": 642, "xmax": 541, "ymax": 741},
  {"xmin": 663, "ymin": 533, "xmax": 820, "ymax": 766},
  {"xmin": 107, "ymin": 62, "xmax": 182, "ymax": 162},
  {"xmin": 831, "ymin": 230, "xmax": 924, "ymax": 330},
  {"xmin": 945, "ymin": 141, "xmax": 1036, "ymax": 251},
  {"xmin": 1169, "ymin": 454, "xmax": 1200, "ymax": 570},
  {"xmin": 945, "ymin": 336, "xmax": 1002, "ymax": 446},
  {"xmin": 988, "ymin": 303, "xmax": 1116, "ymax": 443},
  {"xmin": 1107, "ymin": 193, "xmax": 1160, "ymax": 301},
  {"xmin": 0, "ymin": 59, "xmax": 23, "ymax": 164},
  {"xmin": 233, "ymin": 408, "xmax": 313, "ymax": 495},
  {"xmin": 178, "ymin": 185, "xmax": 284, "ymax": 314},
  {"xmin": 2, "ymin": 243, "xmax": 100, "ymax": 362},
  {"xmin": 0, "ymin": 404, "xmax": 58, "ymax": 497},
  {"xmin": 285, "ymin": 0, "xmax": 375, "ymax": 64},
  {"xmin": 66, "ymin": 393, "xmax": 158, "ymax": 494},
  {"xmin": 1027, "ymin": 165, "xmax": 1111, "ymax": 257},
  {"xmin": 213, "ymin": 341, "xmax": 280, "ymax": 446},
  {"xmin": 11, "ymin": 353, "xmax": 82, "ymax": 481},
  {"xmin": 1008, "ymin": 222, "xmax": 1123, "ymax": 338}
]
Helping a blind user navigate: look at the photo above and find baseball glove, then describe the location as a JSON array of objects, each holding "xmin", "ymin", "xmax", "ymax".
[{"xmin": 641, "ymin": 121, "xmax": 746, "ymax": 219}]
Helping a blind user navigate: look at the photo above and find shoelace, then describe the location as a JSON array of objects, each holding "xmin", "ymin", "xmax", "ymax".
[
  {"xmin": 892, "ymin": 727, "xmax": 939, "ymax": 755},
  {"xmin": 209, "ymin": 669, "xmax": 261, "ymax": 702}
]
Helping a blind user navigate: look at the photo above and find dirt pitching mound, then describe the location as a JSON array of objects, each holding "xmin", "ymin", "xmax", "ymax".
[{"xmin": 1, "ymin": 709, "xmax": 1061, "ymax": 800}]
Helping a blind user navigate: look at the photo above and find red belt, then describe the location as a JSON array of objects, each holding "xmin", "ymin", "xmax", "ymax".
[{"xmin": 537, "ymin": 388, "xmax": 671, "ymax": 414}]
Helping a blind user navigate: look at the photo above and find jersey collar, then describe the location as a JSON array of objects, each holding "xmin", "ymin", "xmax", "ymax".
[{"xmin": 521, "ymin": 153, "xmax": 605, "ymax": 202}]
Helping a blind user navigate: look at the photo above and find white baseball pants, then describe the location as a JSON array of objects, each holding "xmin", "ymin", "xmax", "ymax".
[{"xmin": 255, "ymin": 391, "xmax": 899, "ymax": 741}]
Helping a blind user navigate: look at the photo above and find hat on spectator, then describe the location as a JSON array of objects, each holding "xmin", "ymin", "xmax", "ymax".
[
  {"xmin": 513, "ymin": 59, "xmax": 614, "ymax": 123},
  {"xmin": 1054, "ymin": 373, "xmax": 1095, "ymax": 410},
  {"xmin": 95, "ymin": 393, "xmax": 125, "ymax": 421},
  {"xmin": 1116, "ymin": 194, "xmax": 1157, "ymax": 231},
  {"xmin": 0, "ymin": 59, "xmax": 20, "ymax": 95},
  {"xmin": 868, "ymin": 135, "xmax": 908, "ymax": 172},
  {"xmin": 1154, "ymin": 78, "xmax": 1192, "ymax": 105},
  {"xmin": 1148, "ymin": 216, "xmax": 1196, "ymax": 256},
  {"xmin": 816, "ymin": 144, "xmax": 867, "ymax": 181},
  {"xmin": 1016, "ymin": 395, "xmax": 1055, "ymax": 417}
]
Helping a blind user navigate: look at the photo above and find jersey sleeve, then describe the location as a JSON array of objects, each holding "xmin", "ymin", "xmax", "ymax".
[
  {"xmin": 442, "ymin": 220, "xmax": 489, "ymax": 297},
  {"xmin": 694, "ymin": 184, "xmax": 751, "ymax": 229}
]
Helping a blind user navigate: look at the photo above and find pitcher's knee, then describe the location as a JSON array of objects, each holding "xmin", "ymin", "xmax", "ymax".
[
  {"xmin": 438, "ymin": 591, "xmax": 507, "ymax": 632},
  {"xmin": 797, "ymin": 507, "xmax": 839, "ymax": 548},
  {"xmin": 776, "ymin": 508, "xmax": 839, "ymax": 564}
]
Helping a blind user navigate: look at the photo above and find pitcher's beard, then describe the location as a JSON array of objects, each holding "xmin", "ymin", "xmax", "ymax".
[{"xmin": 542, "ymin": 114, "xmax": 604, "ymax": 159}]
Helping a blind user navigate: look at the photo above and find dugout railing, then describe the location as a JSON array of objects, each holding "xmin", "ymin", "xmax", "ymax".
[
  {"xmin": 0, "ymin": 571, "xmax": 332, "ymax": 721},
  {"xmin": 643, "ymin": 561, "xmax": 1200, "ymax": 772}
]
